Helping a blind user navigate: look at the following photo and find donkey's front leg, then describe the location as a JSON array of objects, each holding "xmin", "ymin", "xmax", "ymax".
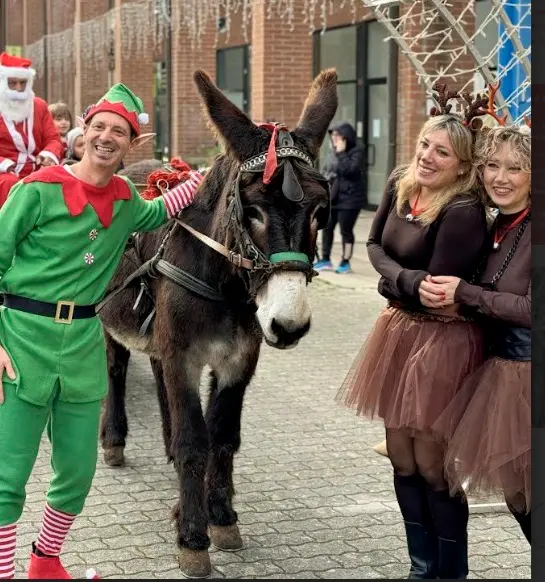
[
  {"xmin": 206, "ymin": 348, "xmax": 259, "ymax": 551},
  {"xmin": 162, "ymin": 356, "xmax": 211, "ymax": 578},
  {"xmin": 149, "ymin": 358, "xmax": 173, "ymax": 462}
]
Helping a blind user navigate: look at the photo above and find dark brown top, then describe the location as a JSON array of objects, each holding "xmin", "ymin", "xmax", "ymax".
[
  {"xmin": 367, "ymin": 173, "xmax": 488, "ymax": 308},
  {"xmin": 455, "ymin": 212, "xmax": 531, "ymax": 329}
]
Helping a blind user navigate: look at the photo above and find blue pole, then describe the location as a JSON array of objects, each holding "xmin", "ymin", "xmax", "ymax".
[{"xmin": 498, "ymin": 0, "xmax": 531, "ymax": 121}]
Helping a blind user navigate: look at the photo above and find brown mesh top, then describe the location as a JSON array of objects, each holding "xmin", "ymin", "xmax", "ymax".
[
  {"xmin": 367, "ymin": 172, "xmax": 488, "ymax": 309},
  {"xmin": 455, "ymin": 214, "xmax": 531, "ymax": 328}
]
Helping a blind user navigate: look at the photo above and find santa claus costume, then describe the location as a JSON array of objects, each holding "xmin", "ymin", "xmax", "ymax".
[{"xmin": 0, "ymin": 52, "xmax": 64, "ymax": 207}]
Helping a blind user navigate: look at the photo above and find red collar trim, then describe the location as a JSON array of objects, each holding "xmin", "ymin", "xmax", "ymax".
[{"xmin": 23, "ymin": 166, "xmax": 131, "ymax": 228}]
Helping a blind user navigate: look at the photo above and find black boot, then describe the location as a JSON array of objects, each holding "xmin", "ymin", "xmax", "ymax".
[
  {"xmin": 394, "ymin": 473, "xmax": 438, "ymax": 579},
  {"xmin": 426, "ymin": 487, "xmax": 469, "ymax": 579},
  {"xmin": 510, "ymin": 508, "xmax": 531, "ymax": 543}
]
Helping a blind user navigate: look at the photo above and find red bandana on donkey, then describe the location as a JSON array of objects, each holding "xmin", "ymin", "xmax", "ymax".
[{"xmin": 0, "ymin": 52, "xmax": 64, "ymax": 207}]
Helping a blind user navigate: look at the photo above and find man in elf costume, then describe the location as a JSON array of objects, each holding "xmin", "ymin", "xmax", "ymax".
[
  {"xmin": 0, "ymin": 83, "xmax": 203, "ymax": 579},
  {"xmin": 0, "ymin": 52, "xmax": 65, "ymax": 208}
]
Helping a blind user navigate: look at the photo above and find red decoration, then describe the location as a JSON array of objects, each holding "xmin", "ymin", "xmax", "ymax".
[
  {"xmin": 258, "ymin": 122, "xmax": 288, "ymax": 185},
  {"xmin": 140, "ymin": 157, "xmax": 193, "ymax": 200}
]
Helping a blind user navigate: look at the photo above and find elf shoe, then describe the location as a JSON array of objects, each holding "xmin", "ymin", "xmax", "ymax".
[
  {"xmin": 27, "ymin": 544, "xmax": 100, "ymax": 579},
  {"xmin": 27, "ymin": 551, "xmax": 71, "ymax": 579}
]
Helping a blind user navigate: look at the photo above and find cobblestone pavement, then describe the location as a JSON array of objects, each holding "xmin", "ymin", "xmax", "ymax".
[{"xmin": 14, "ymin": 213, "xmax": 530, "ymax": 579}]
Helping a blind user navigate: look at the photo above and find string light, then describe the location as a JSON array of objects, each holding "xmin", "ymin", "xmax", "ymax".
[{"xmin": 22, "ymin": 0, "xmax": 530, "ymax": 123}]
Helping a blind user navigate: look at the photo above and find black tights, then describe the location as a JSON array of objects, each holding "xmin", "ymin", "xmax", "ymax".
[
  {"xmin": 321, "ymin": 209, "xmax": 360, "ymax": 261},
  {"xmin": 386, "ymin": 428, "xmax": 450, "ymax": 491},
  {"xmin": 388, "ymin": 428, "xmax": 469, "ymax": 579},
  {"xmin": 506, "ymin": 493, "xmax": 531, "ymax": 544}
]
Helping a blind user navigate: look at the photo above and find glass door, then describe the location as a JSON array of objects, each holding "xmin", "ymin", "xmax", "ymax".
[
  {"xmin": 313, "ymin": 19, "xmax": 394, "ymax": 208},
  {"xmin": 365, "ymin": 81, "xmax": 389, "ymax": 207}
]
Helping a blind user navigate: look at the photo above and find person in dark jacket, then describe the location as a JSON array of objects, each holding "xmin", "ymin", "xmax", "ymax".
[{"xmin": 315, "ymin": 121, "xmax": 364, "ymax": 273}]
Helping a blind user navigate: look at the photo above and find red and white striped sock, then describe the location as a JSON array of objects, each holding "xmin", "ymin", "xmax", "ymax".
[
  {"xmin": 163, "ymin": 171, "xmax": 203, "ymax": 218},
  {"xmin": 0, "ymin": 524, "xmax": 16, "ymax": 579},
  {"xmin": 35, "ymin": 503, "xmax": 76, "ymax": 557}
]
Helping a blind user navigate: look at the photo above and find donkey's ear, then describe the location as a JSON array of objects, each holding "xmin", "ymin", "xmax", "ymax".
[
  {"xmin": 293, "ymin": 68, "xmax": 338, "ymax": 157},
  {"xmin": 193, "ymin": 70, "xmax": 263, "ymax": 161}
]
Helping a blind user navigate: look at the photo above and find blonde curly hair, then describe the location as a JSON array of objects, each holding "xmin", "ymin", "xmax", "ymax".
[{"xmin": 474, "ymin": 125, "xmax": 531, "ymax": 174}]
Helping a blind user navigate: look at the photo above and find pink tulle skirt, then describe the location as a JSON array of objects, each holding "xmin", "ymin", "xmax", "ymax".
[
  {"xmin": 433, "ymin": 357, "xmax": 531, "ymax": 512},
  {"xmin": 337, "ymin": 305, "xmax": 484, "ymax": 436}
]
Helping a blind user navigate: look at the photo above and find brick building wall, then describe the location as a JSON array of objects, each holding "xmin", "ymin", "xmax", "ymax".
[
  {"xmin": 4, "ymin": 0, "xmax": 24, "ymax": 50},
  {"xmin": 251, "ymin": 2, "xmax": 313, "ymax": 127},
  {"xmin": 5, "ymin": 0, "xmax": 477, "ymax": 179},
  {"xmin": 79, "ymin": 0, "xmax": 110, "ymax": 117},
  {"xmin": 395, "ymin": 0, "xmax": 476, "ymax": 164},
  {"xmin": 23, "ymin": 0, "xmax": 47, "ymax": 98},
  {"xmin": 47, "ymin": 0, "xmax": 75, "ymax": 112},
  {"xmin": 170, "ymin": 3, "xmax": 217, "ymax": 165},
  {"xmin": 119, "ymin": 0, "xmax": 156, "ymax": 165}
]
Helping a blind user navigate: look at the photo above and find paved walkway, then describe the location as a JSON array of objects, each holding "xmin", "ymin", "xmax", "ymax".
[{"xmin": 14, "ymin": 212, "xmax": 530, "ymax": 578}]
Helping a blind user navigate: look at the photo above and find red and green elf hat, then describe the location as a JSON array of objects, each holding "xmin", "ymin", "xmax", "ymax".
[{"xmin": 83, "ymin": 83, "xmax": 149, "ymax": 136}]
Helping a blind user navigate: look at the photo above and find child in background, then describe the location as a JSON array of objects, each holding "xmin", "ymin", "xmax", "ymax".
[
  {"xmin": 48, "ymin": 102, "xmax": 72, "ymax": 142},
  {"xmin": 64, "ymin": 127, "xmax": 84, "ymax": 164}
]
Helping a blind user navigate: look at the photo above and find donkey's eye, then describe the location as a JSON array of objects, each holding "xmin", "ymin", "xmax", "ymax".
[{"xmin": 245, "ymin": 205, "xmax": 265, "ymax": 224}]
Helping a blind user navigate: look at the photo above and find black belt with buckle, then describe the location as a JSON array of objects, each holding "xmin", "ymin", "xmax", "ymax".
[{"xmin": 2, "ymin": 294, "xmax": 97, "ymax": 324}]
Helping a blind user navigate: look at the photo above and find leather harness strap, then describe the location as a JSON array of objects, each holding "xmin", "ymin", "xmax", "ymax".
[{"xmin": 174, "ymin": 218, "xmax": 255, "ymax": 270}]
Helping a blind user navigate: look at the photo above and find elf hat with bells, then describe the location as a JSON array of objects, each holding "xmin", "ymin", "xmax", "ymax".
[{"xmin": 83, "ymin": 83, "xmax": 149, "ymax": 137}]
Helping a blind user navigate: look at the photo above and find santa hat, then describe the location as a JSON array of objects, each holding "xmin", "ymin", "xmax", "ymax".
[
  {"xmin": 0, "ymin": 52, "xmax": 36, "ymax": 80},
  {"xmin": 83, "ymin": 83, "xmax": 149, "ymax": 137}
]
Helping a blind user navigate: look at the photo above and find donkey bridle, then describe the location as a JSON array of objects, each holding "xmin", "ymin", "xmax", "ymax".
[
  {"xmin": 97, "ymin": 129, "xmax": 327, "ymax": 327},
  {"xmin": 177, "ymin": 141, "xmax": 319, "ymax": 274}
]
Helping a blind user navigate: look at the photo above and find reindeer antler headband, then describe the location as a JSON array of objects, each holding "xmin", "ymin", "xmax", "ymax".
[
  {"xmin": 429, "ymin": 83, "xmax": 488, "ymax": 130},
  {"xmin": 483, "ymin": 82, "xmax": 531, "ymax": 130},
  {"xmin": 430, "ymin": 81, "xmax": 531, "ymax": 130}
]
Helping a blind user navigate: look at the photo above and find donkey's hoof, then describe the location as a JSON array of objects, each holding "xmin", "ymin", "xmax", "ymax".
[
  {"xmin": 209, "ymin": 524, "xmax": 243, "ymax": 551},
  {"xmin": 178, "ymin": 548, "xmax": 211, "ymax": 579},
  {"xmin": 103, "ymin": 446, "xmax": 125, "ymax": 467}
]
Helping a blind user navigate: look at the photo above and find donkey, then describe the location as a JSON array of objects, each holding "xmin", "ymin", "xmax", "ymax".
[{"xmin": 98, "ymin": 68, "xmax": 338, "ymax": 577}]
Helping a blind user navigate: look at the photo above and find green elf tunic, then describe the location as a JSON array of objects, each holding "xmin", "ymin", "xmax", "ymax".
[{"xmin": 0, "ymin": 164, "xmax": 168, "ymax": 407}]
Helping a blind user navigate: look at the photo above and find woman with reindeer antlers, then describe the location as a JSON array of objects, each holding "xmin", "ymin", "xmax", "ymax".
[
  {"xmin": 430, "ymin": 101, "xmax": 531, "ymax": 546},
  {"xmin": 337, "ymin": 84, "xmax": 493, "ymax": 579}
]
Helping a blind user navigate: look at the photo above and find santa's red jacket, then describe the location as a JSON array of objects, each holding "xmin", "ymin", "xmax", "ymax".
[{"xmin": 0, "ymin": 96, "xmax": 65, "ymax": 207}]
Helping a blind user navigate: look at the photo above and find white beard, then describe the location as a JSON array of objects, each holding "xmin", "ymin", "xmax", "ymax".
[
  {"xmin": 0, "ymin": 86, "xmax": 34, "ymax": 123},
  {"xmin": 0, "ymin": 90, "xmax": 34, "ymax": 123}
]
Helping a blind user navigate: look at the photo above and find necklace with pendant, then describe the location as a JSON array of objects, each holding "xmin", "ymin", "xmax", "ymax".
[
  {"xmin": 493, "ymin": 207, "xmax": 530, "ymax": 250},
  {"xmin": 406, "ymin": 191, "xmax": 426, "ymax": 222}
]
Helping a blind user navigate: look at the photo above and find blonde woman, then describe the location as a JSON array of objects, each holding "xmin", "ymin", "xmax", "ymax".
[
  {"xmin": 432, "ymin": 124, "xmax": 531, "ymax": 544},
  {"xmin": 338, "ymin": 93, "xmax": 489, "ymax": 579}
]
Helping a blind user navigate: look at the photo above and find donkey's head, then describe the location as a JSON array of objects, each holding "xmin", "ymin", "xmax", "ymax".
[{"xmin": 194, "ymin": 68, "xmax": 338, "ymax": 349}]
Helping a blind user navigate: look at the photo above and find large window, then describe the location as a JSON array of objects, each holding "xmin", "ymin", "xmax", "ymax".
[
  {"xmin": 314, "ymin": 25, "xmax": 358, "ymax": 172},
  {"xmin": 314, "ymin": 21, "xmax": 392, "ymax": 207},
  {"xmin": 317, "ymin": 26, "xmax": 358, "ymax": 130},
  {"xmin": 473, "ymin": 0, "xmax": 498, "ymax": 92},
  {"xmin": 216, "ymin": 45, "xmax": 250, "ymax": 114},
  {"xmin": 153, "ymin": 60, "xmax": 169, "ymax": 161}
]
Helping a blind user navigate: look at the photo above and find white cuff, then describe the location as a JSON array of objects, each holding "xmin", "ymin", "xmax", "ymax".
[
  {"xmin": 38, "ymin": 150, "xmax": 59, "ymax": 165},
  {"xmin": 0, "ymin": 159, "xmax": 15, "ymax": 173}
]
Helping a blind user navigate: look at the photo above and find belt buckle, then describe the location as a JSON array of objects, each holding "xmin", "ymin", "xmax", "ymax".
[{"xmin": 55, "ymin": 300, "xmax": 75, "ymax": 324}]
